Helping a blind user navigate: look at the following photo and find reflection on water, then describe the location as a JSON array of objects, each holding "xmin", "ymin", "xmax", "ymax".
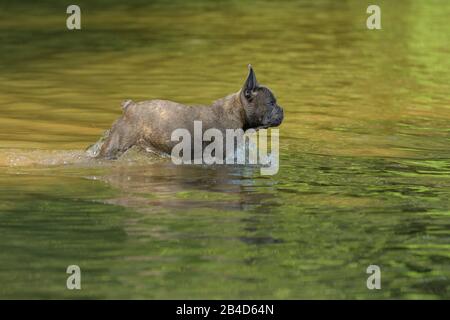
[{"xmin": 0, "ymin": 0, "xmax": 449, "ymax": 299}]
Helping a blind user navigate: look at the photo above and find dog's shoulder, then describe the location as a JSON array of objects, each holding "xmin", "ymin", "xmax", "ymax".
[{"xmin": 137, "ymin": 99, "xmax": 186, "ymax": 108}]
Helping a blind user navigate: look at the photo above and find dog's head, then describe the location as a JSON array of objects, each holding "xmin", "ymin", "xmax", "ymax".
[{"xmin": 240, "ymin": 65, "xmax": 284, "ymax": 130}]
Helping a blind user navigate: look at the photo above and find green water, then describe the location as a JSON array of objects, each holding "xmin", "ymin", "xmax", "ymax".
[{"xmin": 0, "ymin": 0, "xmax": 449, "ymax": 299}]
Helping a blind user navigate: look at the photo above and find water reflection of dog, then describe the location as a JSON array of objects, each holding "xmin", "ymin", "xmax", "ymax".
[{"xmin": 88, "ymin": 65, "xmax": 283, "ymax": 160}]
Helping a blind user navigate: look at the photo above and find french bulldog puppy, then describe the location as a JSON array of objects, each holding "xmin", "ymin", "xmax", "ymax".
[{"xmin": 88, "ymin": 65, "xmax": 283, "ymax": 159}]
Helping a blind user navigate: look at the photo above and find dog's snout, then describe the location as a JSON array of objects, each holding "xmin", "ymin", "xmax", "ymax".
[{"xmin": 267, "ymin": 105, "xmax": 283, "ymax": 127}]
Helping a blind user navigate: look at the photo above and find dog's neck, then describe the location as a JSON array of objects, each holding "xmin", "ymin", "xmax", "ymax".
[{"xmin": 210, "ymin": 90, "xmax": 247, "ymax": 129}]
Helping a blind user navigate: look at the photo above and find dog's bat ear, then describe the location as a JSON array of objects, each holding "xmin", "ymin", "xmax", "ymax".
[{"xmin": 243, "ymin": 64, "xmax": 258, "ymax": 99}]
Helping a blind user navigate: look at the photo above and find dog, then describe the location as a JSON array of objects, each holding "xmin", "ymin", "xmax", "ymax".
[{"xmin": 87, "ymin": 65, "xmax": 284, "ymax": 159}]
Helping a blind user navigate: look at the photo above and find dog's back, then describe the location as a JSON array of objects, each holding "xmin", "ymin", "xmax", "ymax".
[
  {"xmin": 91, "ymin": 65, "xmax": 283, "ymax": 159},
  {"xmin": 98, "ymin": 99, "xmax": 221, "ymax": 158}
]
